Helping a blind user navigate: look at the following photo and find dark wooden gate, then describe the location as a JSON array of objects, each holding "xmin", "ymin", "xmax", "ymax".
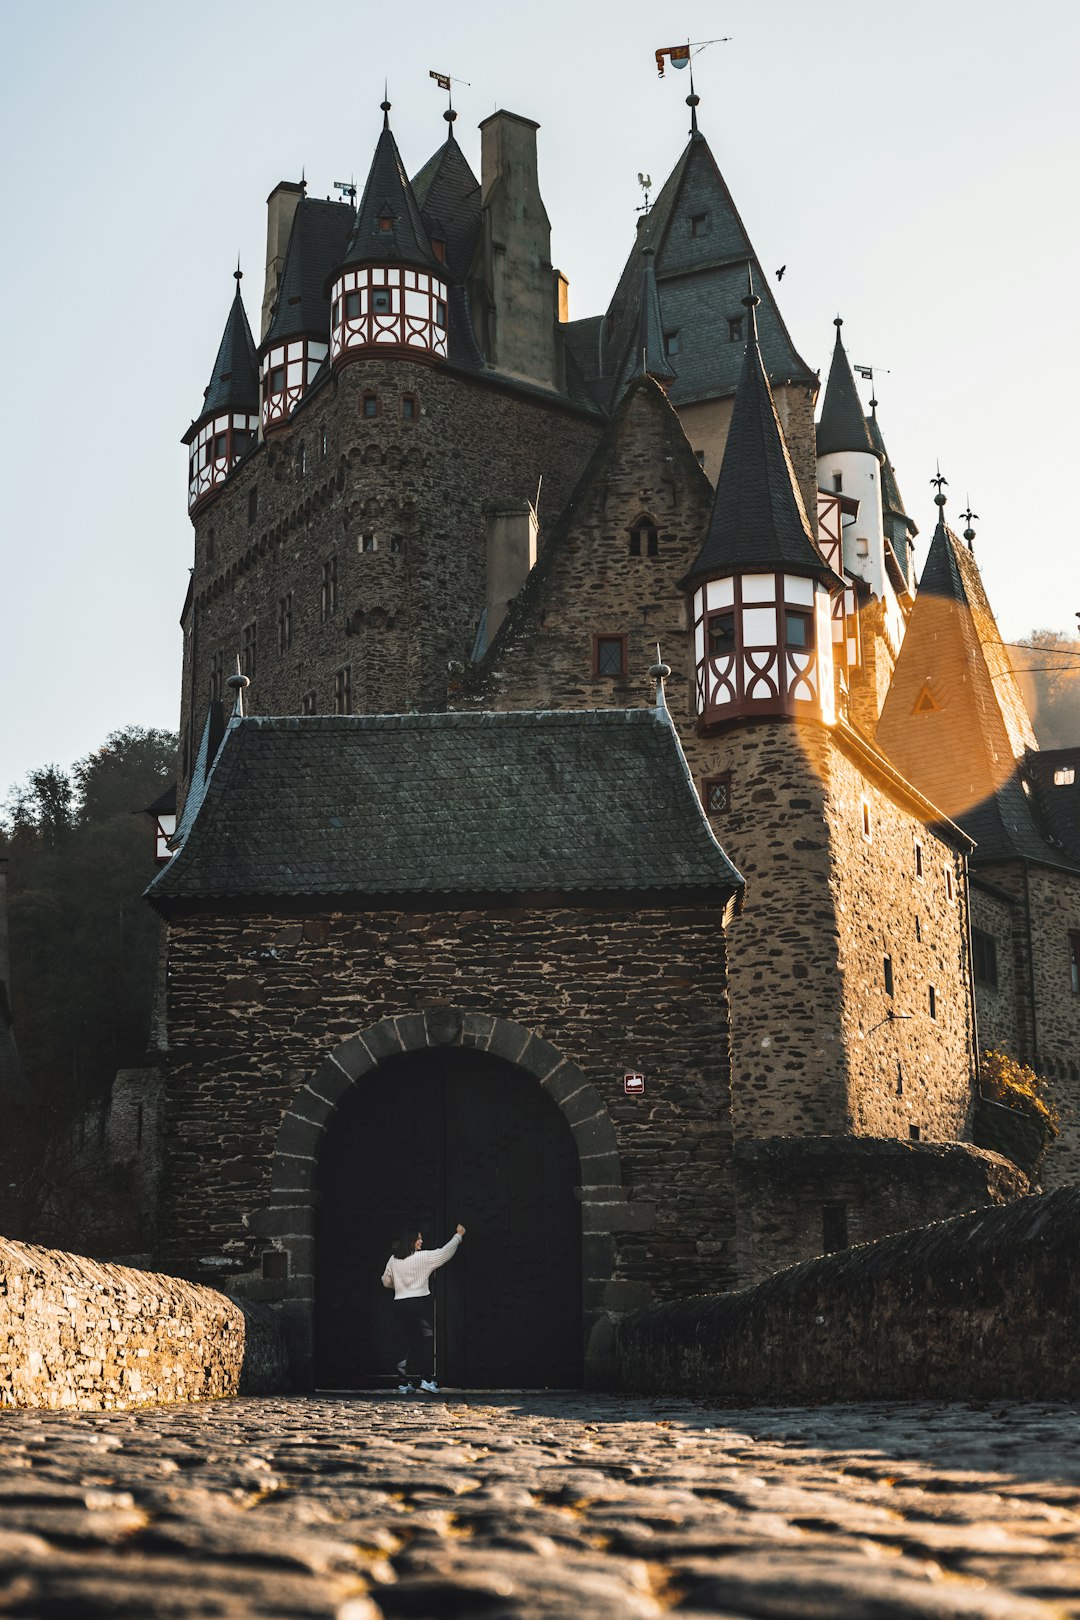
[{"xmin": 314, "ymin": 1047, "xmax": 583, "ymax": 1388}]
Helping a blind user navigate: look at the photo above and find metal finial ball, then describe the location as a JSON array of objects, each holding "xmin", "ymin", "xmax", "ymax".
[
  {"xmin": 686, "ymin": 93, "xmax": 700, "ymax": 108},
  {"xmin": 650, "ymin": 662, "xmax": 672, "ymax": 681},
  {"xmin": 934, "ymin": 493, "xmax": 947, "ymax": 508},
  {"xmin": 963, "ymin": 527, "xmax": 976, "ymax": 543},
  {"xmin": 226, "ymin": 673, "xmax": 250, "ymax": 692},
  {"xmin": 381, "ymin": 100, "xmax": 391, "ymax": 113},
  {"xmin": 444, "ymin": 107, "xmax": 457, "ymax": 123},
  {"xmin": 742, "ymin": 292, "xmax": 760, "ymax": 311},
  {"xmin": 834, "ymin": 315, "xmax": 843, "ymax": 329}
]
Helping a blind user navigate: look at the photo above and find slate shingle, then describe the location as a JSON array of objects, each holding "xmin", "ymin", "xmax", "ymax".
[
  {"xmin": 149, "ymin": 709, "xmax": 745, "ymax": 909},
  {"xmin": 263, "ymin": 198, "xmax": 355, "ymax": 350},
  {"xmin": 197, "ymin": 283, "xmax": 260, "ymax": 421},
  {"xmin": 339, "ymin": 114, "xmax": 441, "ymax": 277}
]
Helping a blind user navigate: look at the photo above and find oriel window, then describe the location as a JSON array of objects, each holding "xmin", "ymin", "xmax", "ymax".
[
  {"xmin": 784, "ymin": 609, "xmax": 813, "ymax": 649},
  {"xmin": 372, "ymin": 288, "xmax": 392, "ymax": 314},
  {"xmin": 344, "ymin": 291, "xmax": 361, "ymax": 320},
  {"xmin": 269, "ymin": 365, "xmax": 285, "ymax": 393},
  {"xmin": 708, "ymin": 612, "xmax": 736, "ymax": 657}
]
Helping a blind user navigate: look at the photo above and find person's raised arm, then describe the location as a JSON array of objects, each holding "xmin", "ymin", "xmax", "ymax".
[{"xmin": 423, "ymin": 1226, "xmax": 465, "ymax": 1272}]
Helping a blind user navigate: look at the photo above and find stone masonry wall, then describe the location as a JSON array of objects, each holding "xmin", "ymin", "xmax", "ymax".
[
  {"xmin": 824, "ymin": 744, "xmax": 973, "ymax": 1142},
  {"xmin": 0, "ymin": 1239, "xmax": 287, "ymax": 1410},
  {"xmin": 181, "ymin": 359, "xmax": 603, "ymax": 789},
  {"xmin": 616, "ymin": 1184, "xmax": 1078, "ymax": 1403},
  {"xmin": 970, "ymin": 879, "xmax": 1020, "ymax": 1057},
  {"xmin": 159, "ymin": 903, "xmax": 736, "ymax": 1304}
]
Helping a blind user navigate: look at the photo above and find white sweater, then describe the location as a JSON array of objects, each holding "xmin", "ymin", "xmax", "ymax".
[{"xmin": 381, "ymin": 1233, "xmax": 462, "ymax": 1298}]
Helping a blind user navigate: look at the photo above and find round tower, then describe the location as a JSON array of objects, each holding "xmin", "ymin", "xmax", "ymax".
[
  {"xmin": 261, "ymin": 189, "xmax": 355, "ymax": 432},
  {"xmin": 683, "ymin": 293, "xmax": 841, "ymax": 730},
  {"xmin": 815, "ymin": 318, "xmax": 886, "ymax": 595},
  {"xmin": 329, "ymin": 102, "xmax": 448, "ymax": 367},
  {"xmin": 182, "ymin": 269, "xmax": 260, "ymax": 517}
]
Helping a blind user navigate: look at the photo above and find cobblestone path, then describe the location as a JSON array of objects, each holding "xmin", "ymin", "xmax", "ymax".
[{"xmin": 0, "ymin": 1393, "xmax": 1078, "ymax": 1617}]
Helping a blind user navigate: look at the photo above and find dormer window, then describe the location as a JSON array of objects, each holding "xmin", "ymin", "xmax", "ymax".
[
  {"xmin": 378, "ymin": 212, "xmax": 394, "ymax": 233},
  {"xmin": 432, "ymin": 238, "xmax": 446, "ymax": 263},
  {"xmin": 1054, "ymin": 768, "xmax": 1076, "ymax": 786},
  {"xmin": 727, "ymin": 316, "xmax": 743, "ymax": 343},
  {"xmin": 690, "ymin": 212, "xmax": 709, "ymax": 237},
  {"xmin": 665, "ymin": 330, "xmax": 680, "ymax": 357}
]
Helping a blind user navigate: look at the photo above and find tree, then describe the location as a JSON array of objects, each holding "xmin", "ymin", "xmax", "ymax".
[
  {"xmin": 1, "ymin": 726, "xmax": 177, "ymax": 1113},
  {"xmin": 1013, "ymin": 630, "xmax": 1080, "ymax": 750}
]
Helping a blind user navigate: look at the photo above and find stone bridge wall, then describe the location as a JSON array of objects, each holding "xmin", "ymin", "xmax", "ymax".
[
  {"xmin": 616, "ymin": 1187, "xmax": 1080, "ymax": 1402},
  {"xmin": 0, "ymin": 1239, "xmax": 287, "ymax": 1411}
]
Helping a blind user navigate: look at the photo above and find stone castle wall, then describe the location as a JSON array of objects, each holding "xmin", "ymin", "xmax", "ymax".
[
  {"xmin": 0, "ymin": 1239, "xmax": 286, "ymax": 1411},
  {"xmin": 159, "ymin": 903, "xmax": 736, "ymax": 1303},
  {"xmin": 617, "ymin": 1183, "xmax": 1074, "ymax": 1403},
  {"xmin": 970, "ymin": 878, "xmax": 1021, "ymax": 1056},
  {"xmin": 181, "ymin": 360, "xmax": 603, "ymax": 786}
]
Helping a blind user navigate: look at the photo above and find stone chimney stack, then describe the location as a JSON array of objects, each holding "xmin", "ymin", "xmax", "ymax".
[
  {"xmin": 261, "ymin": 181, "xmax": 305, "ymax": 342},
  {"xmin": 486, "ymin": 502, "xmax": 538, "ymax": 643},
  {"xmin": 473, "ymin": 112, "xmax": 557, "ymax": 390}
]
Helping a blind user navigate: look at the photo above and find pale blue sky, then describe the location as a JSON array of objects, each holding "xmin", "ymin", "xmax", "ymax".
[{"xmin": 2, "ymin": 0, "xmax": 1076, "ymax": 792}]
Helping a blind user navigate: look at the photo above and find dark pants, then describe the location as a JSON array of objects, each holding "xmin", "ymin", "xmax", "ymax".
[{"xmin": 394, "ymin": 1295, "xmax": 434, "ymax": 1382}]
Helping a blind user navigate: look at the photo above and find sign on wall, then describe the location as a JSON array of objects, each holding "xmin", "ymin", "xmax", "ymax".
[{"xmin": 624, "ymin": 1072, "xmax": 645, "ymax": 1096}]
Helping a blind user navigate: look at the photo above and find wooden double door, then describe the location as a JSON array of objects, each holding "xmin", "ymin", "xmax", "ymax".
[{"xmin": 314, "ymin": 1047, "xmax": 583, "ymax": 1388}]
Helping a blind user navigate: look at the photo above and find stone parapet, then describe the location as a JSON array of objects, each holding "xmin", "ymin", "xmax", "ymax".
[
  {"xmin": 0, "ymin": 1239, "xmax": 287, "ymax": 1411},
  {"xmin": 616, "ymin": 1184, "xmax": 1079, "ymax": 1403}
]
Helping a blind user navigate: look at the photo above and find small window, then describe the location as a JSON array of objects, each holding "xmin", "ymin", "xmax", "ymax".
[
  {"xmin": 665, "ymin": 329, "xmax": 680, "ymax": 356},
  {"xmin": 703, "ymin": 775, "xmax": 732, "ymax": 815},
  {"xmin": 708, "ymin": 612, "xmax": 736, "ymax": 657},
  {"xmin": 435, "ymin": 299, "xmax": 447, "ymax": 328},
  {"xmin": 334, "ymin": 664, "xmax": 352, "ymax": 714},
  {"xmin": 362, "ymin": 394, "xmax": 379, "ymax": 418},
  {"xmin": 727, "ymin": 315, "xmax": 743, "ymax": 343},
  {"xmin": 213, "ymin": 431, "xmax": 227, "ymax": 459},
  {"xmin": 972, "ymin": 928, "xmax": 998, "ymax": 988},
  {"xmin": 378, "ymin": 212, "xmax": 394, "ymax": 233},
  {"xmin": 247, "ymin": 487, "xmax": 258, "ymax": 526},
  {"xmin": 593, "ymin": 634, "xmax": 627, "ymax": 678},
  {"xmin": 233, "ymin": 428, "xmax": 252, "ymax": 457},
  {"xmin": 914, "ymin": 841, "xmax": 924, "ymax": 880},
  {"xmin": 784, "ymin": 609, "xmax": 813, "ymax": 649},
  {"xmin": 277, "ymin": 592, "xmax": 292, "ymax": 653},
  {"xmin": 432, "ymin": 237, "xmax": 446, "ymax": 263},
  {"xmin": 401, "ymin": 394, "xmax": 417, "ymax": 420},
  {"xmin": 833, "ymin": 471, "xmax": 843, "ymax": 493},
  {"xmin": 822, "ymin": 1203, "xmax": 848, "ymax": 1253},
  {"xmin": 914, "ymin": 915, "xmax": 922, "ymax": 943},
  {"xmin": 359, "ymin": 533, "xmax": 376, "ymax": 553},
  {"xmin": 344, "ymin": 290, "xmax": 361, "ymax": 320},
  {"xmin": 241, "ymin": 619, "xmax": 257, "ymax": 680},
  {"xmin": 883, "ymin": 956, "xmax": 894, "ymax": 997},
  {"xmin": 320, "ymin": 427, "xmax": 329, "ymax": 459},
  {"xmin": 928, "ymin": 984, "xmax": 937, "ymax": 1020},
  {"xmin": 321, "ymin": 555, "xmax": 337, "ymax": 620},
  {"xmin": 861, "ymin": 801, "xmax": 872, "ymax": 841},
  {"xmin": 690, "ymin": 212, "xmax": 708, "ymax": 237},
  {"xmin": 331, "ymin": 298, "xmax": 340, "ymax": 327},
  {"xmin": 262, "ymin": 1250, "xmax": 289, "ymax": 1281},
  {"xmin": 945, "ymin": 866, "xmax": 955, "ymax": 903},
  {"xmin": 1054, "ymin": 767, "xmax": 1076, "ymax": 786},
  {"xmin": 297, "ymin": 442, "xmax": 306, "ymax": 478},
  {"xmin": 301, "ymin": 690, "xmax": 317, "ymax": 716},
  {"xmin": 269, "ymin": 365, "xmax": 285, "ymax": 393},
  {"xmin": 372, "ymin": 287, "xmax": 392, "ymax": 314},
  {"xmin": 1070, "ymin": 932, "xmax": 1080, "ymax": 994},
  {"xmin": 209, "ymin": 648, "xmax": 224, "ymax": 703},
  {"xmin": 909, "ymin": 1124, "xmax": 922, "ymax": 1142},
  {"xmin": 389, "ymin": 535, "xmax": 403, "ymax": 554}
]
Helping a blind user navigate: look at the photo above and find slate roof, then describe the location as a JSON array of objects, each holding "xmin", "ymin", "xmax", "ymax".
[
  {"xmin": 816, "ymin": 323, "xmax": 877, "ymax": 458},
  {"xmin": 631, "ymin": 247, "xmax": 676, "ymax": 386},
  {"xmin": 148, "ymin": 709, "xmax": 745, "ymax": 910},
  {"xmin": 682, "ymin": 300, "xmax": 839, "ymax": 588},
  {"xmin": 263, "ymin": 197, "xmax": 355, "ymax": 352},
  {"xmin": 1026, "ymin": 749, "xmax": 1080, "ymax": 865},
  {"xmin": 339, "ymin": 112, "xmax": 442, "ymax": 276},
  {"xmin": 866, "ymin": 408, "xmax": 914, "ymax": 529},
  {"xmin": 564, "ymin": 129, "xmax": 816, "ymax": 413},
  {"xmin": 876, "ymin": 518, "xmax": 1071, "ymax": 869},
  {"xmin": 194, "ymin": 282, "xmax": 260, "ymax": 424},
  {"xmin": 411, "ymin": 127, "xmax": 482, "ymax": 285}
]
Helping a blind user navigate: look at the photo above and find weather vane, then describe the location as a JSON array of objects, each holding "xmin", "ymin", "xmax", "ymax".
[
  {"xmin": 636, "ymin": 173, "xmax": 652, "ymax": 214},
  {"xmin": 333, "ymin": 178, "xmax": 356, "ymax": 204},
  {"xmin": 429, "ymin": 68, "xmax": 471, "ymax": 118}
]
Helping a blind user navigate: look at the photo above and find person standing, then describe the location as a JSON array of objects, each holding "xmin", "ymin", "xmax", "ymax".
[{"xmin": 381, "ymin": 1224, "xmax": 465, "ymax": 1393}]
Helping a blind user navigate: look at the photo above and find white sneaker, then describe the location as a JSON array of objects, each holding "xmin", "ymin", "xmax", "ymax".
[
  {"xmin": 419, "ymin": 1379, "xmax": 440, "ymax": 1393},
  {"xmin": 397, "ymin": 1383, "xmax": 414, "ymax": 1394}
]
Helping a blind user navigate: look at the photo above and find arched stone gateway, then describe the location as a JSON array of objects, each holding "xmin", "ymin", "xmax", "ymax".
[{"xmin": 261, "ymin": 1011, "xmax": 628, "ymax": 1388}]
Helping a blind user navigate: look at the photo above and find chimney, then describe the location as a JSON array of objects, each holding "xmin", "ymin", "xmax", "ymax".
[
  {"xmin": 474, "ymin": 112, "xmax": 557, "ymax": 390},
  {"xmin": 487, "ymin": 502, "xmax": 538, "ymax": 643},
  {"xmin": 261, "ymin": 181, "xmax": 305, "ymax": 342}
]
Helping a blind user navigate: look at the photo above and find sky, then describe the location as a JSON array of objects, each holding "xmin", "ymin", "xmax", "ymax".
[{"xmin": 1, "ymin": 0, "xmax": 1077, "ymax": 794}]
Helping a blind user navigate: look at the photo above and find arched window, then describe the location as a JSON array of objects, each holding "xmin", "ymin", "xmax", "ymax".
[{"xmin": 628, "ymin": 516, "xmax": 659, "ymax": 557}]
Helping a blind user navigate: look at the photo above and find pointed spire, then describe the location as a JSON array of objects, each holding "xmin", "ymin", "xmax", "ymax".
[
  {"xmin": 817, "ymin": 318, "xmax": 878, "ymax": 458},
  {"xmin": 960, "ymin": 498, "xmax": 979, "ymax": 553},
  {"xmin": 687, "ymin": 57, "xmax": 701, "ymax": 137},
  {"xmin": 338, "ymin": 99, "xmax": 441, "ymax": 275},
  {"xmin": 633, "ymin": 246, "xmax": 676, "ymax": 385},
  {"xmin": 684, "ymin": 282, "xmax": 837, "ymax": 586},
  {"xmin": 200, "ymin": 272, "xmax": 260, "ymax": 418}
]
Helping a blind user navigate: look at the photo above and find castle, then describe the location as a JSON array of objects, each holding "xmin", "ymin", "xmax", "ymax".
[{"xmin": 143, "ymin": 90, "xmax": 1080, "ymax": 1388}]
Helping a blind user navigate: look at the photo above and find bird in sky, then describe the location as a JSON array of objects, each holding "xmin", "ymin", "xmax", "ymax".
[{"xmin": 775, "ymin": 265, "xmax": 786, "ymax": 280}]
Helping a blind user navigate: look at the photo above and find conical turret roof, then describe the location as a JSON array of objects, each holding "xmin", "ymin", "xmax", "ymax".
[
  {"xmin": 866, "ymin": 406, "xmax": 915, "ymax": 531},
  {"xmin": 411, "ymin": 117, "xmax": 482, "ymax": 281},
  {"xmin": 199, "ymin": 277, "xmax": 260, "ymax": 421},
  {"xmin": 683, "ymin": 297, "xmax": 838, "ymax": 587},
  {"xmin": 816, "ymin": 321, "xmax": 877, "ymax": 458},
  {"xmin": 339, "ymin": 105, "xmax": 442, "ymax": 276},
  {"xmin": 632, "ymin": 247, "xmax": 676, "ymax": 386}
]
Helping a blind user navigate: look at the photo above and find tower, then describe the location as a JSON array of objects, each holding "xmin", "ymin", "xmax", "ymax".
[
  {"xmin": 684, "ymin": 293, "xmax": 840, "ymax": 732},
  {"xmin": 181, "ymin": 271, "xmax": 260, "ymax": 516},
  {"xmin": 260, "ymin": 192, "xmax": 354, "ymax": 432}
]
